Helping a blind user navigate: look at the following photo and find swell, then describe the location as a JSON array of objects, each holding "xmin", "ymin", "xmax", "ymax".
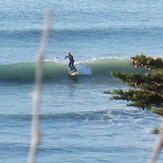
[
  {"xmin": 0, "ymin": 109, "xmax": 144, "ymax": 123},
  {"xmin": 1, "ymin": 26, "xmax": 162, "ymax": 41},
  {"xmin": 0, "ymin": 58, "xmax": 148, "ymax": 83}
]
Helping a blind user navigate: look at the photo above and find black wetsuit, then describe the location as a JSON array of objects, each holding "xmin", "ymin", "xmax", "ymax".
[{"xmin": 65, "ymin": 54, "xmax": 77, "ymax": 72}]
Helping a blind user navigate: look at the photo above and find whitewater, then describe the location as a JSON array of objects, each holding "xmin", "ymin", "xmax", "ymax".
[{"xmin": 0, "ymin": 0, "xmax": 163, "ymax": 163}]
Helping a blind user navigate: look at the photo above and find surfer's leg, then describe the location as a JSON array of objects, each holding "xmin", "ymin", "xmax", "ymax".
[
  {"xmin": 72, "ymin": 62, "xmax": 77, "ymax": 72},
  {"xmin": 69, "ymin": 62, "xmax": 73, "ymax": 70}
]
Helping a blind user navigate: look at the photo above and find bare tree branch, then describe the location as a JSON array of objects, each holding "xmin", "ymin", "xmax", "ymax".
[
  {"xmin": 149, "ymin": 127, "xmax": 163, "ymax": 163},
  {"xmin": 28, "ymin": 9, "xmax": 53, "ymax": 163}
]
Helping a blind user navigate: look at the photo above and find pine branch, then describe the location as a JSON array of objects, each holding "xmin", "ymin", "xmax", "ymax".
[
  {"xmin": 105, "ymin": 89, "xmax": 163, "ymax": 110},
  {"xmin": 131, "ymin": 54, "xmax": 163, "ymax": 70},
  {"xmin": 105, "ymin": 54, "xmax": 163, "ymax": 162}
]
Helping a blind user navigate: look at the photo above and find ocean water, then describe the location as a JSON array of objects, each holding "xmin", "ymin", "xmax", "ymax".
[{"xmin": 0, "ymin": 0, "xmax": 163, "ymax": 163}]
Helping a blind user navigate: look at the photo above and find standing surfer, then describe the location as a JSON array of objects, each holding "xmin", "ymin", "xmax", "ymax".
[{"xmin": 65, "ymin": 52, "xmax": 77, "ymax": 72}]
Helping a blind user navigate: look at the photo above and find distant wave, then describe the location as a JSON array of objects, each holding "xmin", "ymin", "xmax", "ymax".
[
  {"xmin": 0, "ymin": 58, "xmax": 148, "ymax": 83},
  {"xmin": 1, "ymin": 26, "xmax": 162, "ymax": 41},
  {"xmin": 0, "ymin": 108, "xmax": 147, "ymax": 124}
]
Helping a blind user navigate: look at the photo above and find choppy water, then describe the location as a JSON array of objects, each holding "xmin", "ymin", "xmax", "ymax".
[{"xmin": 0, "ymin": 0, "xmax": 163, "ymax": 162}]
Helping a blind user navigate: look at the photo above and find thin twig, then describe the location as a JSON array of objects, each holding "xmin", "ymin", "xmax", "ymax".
[
  {"xmin": 28, "ymin": 9, "xmax": 53, "ymax": 163},
  {"xmin": 149, "ymin": 126, "xmax": 163, "ymax": 163}
]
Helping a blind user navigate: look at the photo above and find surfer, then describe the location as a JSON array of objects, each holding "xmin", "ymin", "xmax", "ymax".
[{"xmin": 65, "ymin": 52, "xmax": 77, "ymax": 72}]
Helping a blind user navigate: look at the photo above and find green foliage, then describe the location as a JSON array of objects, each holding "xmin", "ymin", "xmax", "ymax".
[
  {"xmin": 131, "ymin": 54, "xmax": 163, "ymax": 69},
  {"xmin": 105, "ymin": 55, "xmax": 163, "ymax": 110},
  {"xmin": 151, "ymin": 128, "xmax": 162, "ymax": 134},
  {"xmin": 150, "ymin": 108, "xmax": 163, "ymax": 116}
]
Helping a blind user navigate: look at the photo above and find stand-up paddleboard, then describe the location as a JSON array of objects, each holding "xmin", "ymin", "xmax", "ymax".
[{"xmin": 69, "ymin": 71, "xmax": 79, "ymax": 76}]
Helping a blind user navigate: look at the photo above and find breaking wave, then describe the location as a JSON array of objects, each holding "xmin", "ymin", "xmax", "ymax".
[{"xmin": 0, "ymin": 58, "xmax": 148, "ymax": 82}]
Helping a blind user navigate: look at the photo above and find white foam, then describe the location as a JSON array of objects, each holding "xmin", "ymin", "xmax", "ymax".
[{"xmin": 75, "ymin": 63, "xmax": 92, "ymax": 75}]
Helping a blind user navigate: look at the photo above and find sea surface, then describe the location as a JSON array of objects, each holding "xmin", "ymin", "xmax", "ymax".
[{"xmin": 0, "ymin": 0, "xmax": 163, "ymax": 163}]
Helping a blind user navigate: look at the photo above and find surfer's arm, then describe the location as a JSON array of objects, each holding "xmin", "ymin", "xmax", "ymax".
[{"xmin": 65, "ymin": 56, "xmax": 68, "ymax": 59}]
